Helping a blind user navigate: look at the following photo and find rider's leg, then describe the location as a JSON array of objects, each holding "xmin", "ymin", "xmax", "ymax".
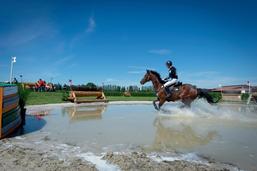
[
  {"xmin": 164, "ymin": 79, "xmax": 178, "ymax": 87},
  {"xmin": 163, "ymin": 81, "xmax": 172, "ymax": 97},
  {"xmin": 164, "ymin": 79, "xmax": 178, "ymax": 97}
]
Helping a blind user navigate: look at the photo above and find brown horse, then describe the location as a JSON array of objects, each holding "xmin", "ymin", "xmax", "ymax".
[{"xmin": 140, "ymin": 70, "xmax": 214, "ymax": 110}]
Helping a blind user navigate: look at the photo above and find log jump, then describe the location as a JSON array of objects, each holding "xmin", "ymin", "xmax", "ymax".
[{"xmin": 68, "ymin": 91, "xmax": 108, "ymax": 103}]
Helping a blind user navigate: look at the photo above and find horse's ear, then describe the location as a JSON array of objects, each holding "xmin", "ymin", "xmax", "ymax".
[{"xmin": 146, "ymin": 69, "xmax": 150, "ymax": 73}]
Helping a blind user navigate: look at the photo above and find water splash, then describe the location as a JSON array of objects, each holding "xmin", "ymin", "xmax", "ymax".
[{"xmin": 160, "ymin": 100, "xmax": 257, "ymax": 123}]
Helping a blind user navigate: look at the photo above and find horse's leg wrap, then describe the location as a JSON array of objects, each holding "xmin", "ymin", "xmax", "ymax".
[{"xmin": 153, "ymin": 100, "xmax": 159, "ymax": 110}]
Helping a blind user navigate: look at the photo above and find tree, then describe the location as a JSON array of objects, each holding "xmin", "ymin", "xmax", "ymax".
[{"xmin": 85, "ymin": 82, "xmax": 97, "ymax": 90}]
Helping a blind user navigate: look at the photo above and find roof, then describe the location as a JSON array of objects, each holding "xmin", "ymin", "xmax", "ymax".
[{"xmin": 212, "ymin": 84, "xmax": 257, "ymax": 92}]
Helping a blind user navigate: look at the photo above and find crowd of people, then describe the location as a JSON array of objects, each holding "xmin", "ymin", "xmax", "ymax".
[{"xmin": 35, "ymin": 79, "xmax": 54, "ymax": 92}]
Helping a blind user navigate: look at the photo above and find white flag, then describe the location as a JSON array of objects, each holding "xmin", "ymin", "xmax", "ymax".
[{"xmin": 12, "ymin": 56, "xmax": 16, "ymax": 63}]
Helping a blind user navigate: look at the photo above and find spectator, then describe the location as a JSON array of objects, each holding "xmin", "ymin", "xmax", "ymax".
[
  {"xmin": 13, "ymin": 78, "xmax": 18, "ymax": 84},
  {"xmin": 38, "ymin": 79, "xmax": 44, "ymax": 92},
  {"xmin": 35, "ymin": 81, "xmax": 39, "ymax": 91},
  {"xmin": 42, "ymin": 81, "xmax": 46, "ymax": 92}
]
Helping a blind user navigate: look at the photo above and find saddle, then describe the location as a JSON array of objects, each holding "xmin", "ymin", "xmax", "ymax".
[{"xmin": 168, "ymin": 81, "xmax": 182, "ymax": 92}]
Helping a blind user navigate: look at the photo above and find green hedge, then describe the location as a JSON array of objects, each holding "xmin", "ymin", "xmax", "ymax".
[
  {"xmin": 208, "ymin": 92, "xmax": 222, "ymax": 103},
  {"xmin": 104, "ymin": 91, "xmax": 123, "ymax": 96},
  {"xmin": 18, "ymin": 83, "xmax": 31, "ymax": 106},
  {"xmin": 241, "ymin": 93, "xmax": 250, "ymax": 101},
  {"xmin": 131, "ymin": 91, "xmax": 155, "ymax": 97},
  {"xmin": 62, "ymin": 91, "xmax": 70, "ymax": 101}
]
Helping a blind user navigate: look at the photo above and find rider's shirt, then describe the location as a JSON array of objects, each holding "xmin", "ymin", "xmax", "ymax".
[{"xmin": 168, "ymin": 66, "xmax": 178, "ymax": 79}]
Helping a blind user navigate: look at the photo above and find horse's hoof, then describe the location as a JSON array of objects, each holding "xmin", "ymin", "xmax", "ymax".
[
  {"xmin": 153, "ymin": 101, "xmax": 159, "ymax": 111},
  {"xmin": 154, "ymin": 106, "xmax": 159, "ymax": 111}
]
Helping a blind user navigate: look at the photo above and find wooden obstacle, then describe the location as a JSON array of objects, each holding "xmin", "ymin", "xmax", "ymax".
[
  {"xmin": 68, "ymin": 91, "xmax": 108, "ymax": 103},
  {"xmin": 0, "ymin": 84, "xmax": 22, "ymax": 139}
]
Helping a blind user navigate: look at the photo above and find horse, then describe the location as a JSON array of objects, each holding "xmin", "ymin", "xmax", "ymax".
[{"xmin": 140, "ymin": 70, "xmax": 215, "ymax": 110}]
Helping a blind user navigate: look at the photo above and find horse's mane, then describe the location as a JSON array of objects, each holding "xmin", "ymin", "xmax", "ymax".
[{"xmin": 149, "ymin": 70, "xmax": 166, "ymax": 84}]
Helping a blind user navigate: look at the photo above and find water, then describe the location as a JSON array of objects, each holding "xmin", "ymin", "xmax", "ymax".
[{"xmin": 22, "ymin": 101, "xmax": 257, "ymax": 171}]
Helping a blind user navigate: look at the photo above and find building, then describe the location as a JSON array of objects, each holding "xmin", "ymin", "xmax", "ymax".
[
  {"xmin": 211, "ymin": 84, "xmax": 256, "ymax": 93},
  {"xmin": 211, "ymin": 84, "xmax": 257, "ymax": 102}
]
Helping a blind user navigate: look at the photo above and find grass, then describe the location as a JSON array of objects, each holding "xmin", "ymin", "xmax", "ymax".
[
  {"xmin": 26, "ymin": 91, "xmax": 156, "ymax": 105},
  {"xmin": 26, "ymin": 91, "xmax": 66, "ymax": 105}
]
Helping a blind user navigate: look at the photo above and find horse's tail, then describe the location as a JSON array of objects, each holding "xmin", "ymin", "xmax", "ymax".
[{"xmin": 197, "ymin": 88, "xmax": 215, "ymax": 104}]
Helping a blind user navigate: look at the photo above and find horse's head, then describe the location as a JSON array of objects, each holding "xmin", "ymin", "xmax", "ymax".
[{"xmin": 140, "ymin": 70, "xmax": 151, "ymax": 85}]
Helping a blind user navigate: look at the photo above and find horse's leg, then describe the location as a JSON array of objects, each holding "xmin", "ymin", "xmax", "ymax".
[
  {"xmin": 182, "ymin": 98, "xmax": 192, "ymax": 108},
  {"xmin": 180, "ymin": 104, "xmax": 186, "ymax": 109},
  {"xmin": 158, "ymin": 98, "xmax": 166, "ymax": 110},
  {"xmin": 153, "ymin": 99, "xmax": 159, "ymax": 110}
]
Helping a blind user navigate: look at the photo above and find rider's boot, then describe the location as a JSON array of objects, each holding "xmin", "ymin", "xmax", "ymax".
[{"xmin": 165, "ymin": 86, "xmax": 172, "ymax": 98}]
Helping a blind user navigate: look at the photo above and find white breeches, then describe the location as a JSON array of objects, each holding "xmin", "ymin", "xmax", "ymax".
[{"xmin": 164, "ymin": 79, "xmax": 178, "ymax": 87}]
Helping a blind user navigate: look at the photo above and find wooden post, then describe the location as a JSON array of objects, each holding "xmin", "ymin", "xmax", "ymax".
[
  {"xmin": 102, "ymin": 92, "xmax": 106, "ymax": 100},
  {"xmin": 72, "ymin": 91, "xmax": 77, "ymax": 103},
  {"xmin": 0, "ymin": 88, "xmax": 3, "ymax": 138}
]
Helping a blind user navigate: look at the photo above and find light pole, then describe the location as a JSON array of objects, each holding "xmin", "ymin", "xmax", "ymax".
[
  {"xmin": 247, "ymin": 81, "xmax": 251, "ymax": 94},
  {"xmin": 9, "ymin": 56, "xmax": 16, "ymax": 84},
  {"xmin": 69, "ymin": 79, "xmax": 73, "ymax": 91},
  {"xmin": 102, "ymin": 82, "xmax": 104, "ymax": 91},
  {"xmin": 20, "ymin": 75, "xmax": 23, "ymax": 83}
]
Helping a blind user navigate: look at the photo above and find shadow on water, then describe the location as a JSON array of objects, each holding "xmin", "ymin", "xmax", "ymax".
[{"xmin": 9, "ymin": 115, "xmax": 46, "ymax": 138}]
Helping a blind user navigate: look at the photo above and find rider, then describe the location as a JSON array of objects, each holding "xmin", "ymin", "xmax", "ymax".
[{"xmin": 163, "ymin": 60, "xmax": 178, "ymax": 97}]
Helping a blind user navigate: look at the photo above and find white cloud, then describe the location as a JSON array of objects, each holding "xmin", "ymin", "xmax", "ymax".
[
  {"xmin": 70, "ymin": 16, "xmax": 96, "ymax": 49},
  {"xmin": 0, "ymin": 19, "xmax": 56, "ymax": 48},
  {"xmin": 128, "ymin": 66, "xmax": 156, "ymax": 71},
  {"xmin": 54, "ymin": 56, "xmax": 73, "ymax": 65},
  {"xmin": 128, "ymin": 71, "xmax": 145, "ymax": 74},
  {"xmin": 86, "ymin": 16, "xmax": 96, "ymax": 33},
  {"xmin": 102, "ymin": 78, "xmax": 140, "ymax": 86},
  {"xmin": 148, "ymin": 49, "xmax": 171, "ymax": 55}
]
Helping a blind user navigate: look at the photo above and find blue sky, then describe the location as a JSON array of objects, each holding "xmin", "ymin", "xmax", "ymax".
[{"xmin": 0, "ymin": 0, "xmax": 256, "ymax": 88}]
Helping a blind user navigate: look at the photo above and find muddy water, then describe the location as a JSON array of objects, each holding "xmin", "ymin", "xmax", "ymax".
[{"xmin": 24, "ymin": 102, "xmax": 257, "ymax": 171}]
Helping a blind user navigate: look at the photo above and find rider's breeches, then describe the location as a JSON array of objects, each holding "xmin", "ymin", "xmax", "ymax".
[{"xmin": 164, "ymin": 79, "xmax": 178, "ymax": 87}]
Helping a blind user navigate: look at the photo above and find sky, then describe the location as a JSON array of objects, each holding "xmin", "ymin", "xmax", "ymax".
[{"xmin": 0, "ymin": 0, "xmax": 257, "ymax": 88}]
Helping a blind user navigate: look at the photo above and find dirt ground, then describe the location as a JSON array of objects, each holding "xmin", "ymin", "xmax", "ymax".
[{"xmin": 0, "ymin": 138, "xmax": 238, "ymax": 171}]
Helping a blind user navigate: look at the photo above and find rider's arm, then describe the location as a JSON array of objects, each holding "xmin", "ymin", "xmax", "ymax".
[
  {"xmin": 164, "ymin": 69, "xmax": 172, "ymax": 80},
  {"xmin": 164, "ymin": 75, "xmax": 170, "ymax": 81}
]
